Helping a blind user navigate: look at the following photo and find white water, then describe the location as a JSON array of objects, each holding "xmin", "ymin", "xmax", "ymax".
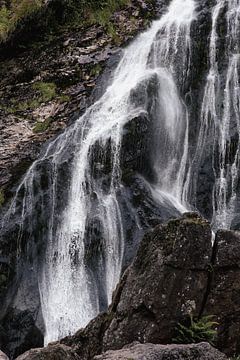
[
  {"xmin": 188, "ymin": 0, "xmax": 240, "ymax": 230},
  {"xmin": 1, "ymin": 0, "xmax": 196, "ymax": 344}
]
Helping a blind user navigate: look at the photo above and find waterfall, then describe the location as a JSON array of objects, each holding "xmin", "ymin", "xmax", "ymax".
[
  {"xmin": 1, "ymin": 0, "xmax": 196, "ymax": 344},
  {"xmin": 187, "ymin": 0, "xmax": 240, "ymax": 230}
]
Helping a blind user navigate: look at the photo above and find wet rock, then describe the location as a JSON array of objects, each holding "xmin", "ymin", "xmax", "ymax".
[
  {"xmin": 94, "ymin": 342, "xmax": 227, "ymax": 360},
  {"xmin": 204, "ymin": 229, "xmax": 240, "ymax": 356},
  {"xmin": 102, "ymin": 213, "xmax": 212, "ymax": 350},
  {"xmin": 0, "ymin": 308, "xmax": 44, "ymax": 359},
  {"xmin": 56, "ymin": 214, "xmax": 213, "ymax": 359}
]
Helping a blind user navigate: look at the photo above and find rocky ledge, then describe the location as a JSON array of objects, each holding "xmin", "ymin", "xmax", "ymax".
[{"xmin": 11, "ymin": 213, "xmax": 240, "ymax": 359}]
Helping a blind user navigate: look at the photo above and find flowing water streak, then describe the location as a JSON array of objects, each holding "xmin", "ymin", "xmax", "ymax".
[
  {"xmin": 186, "ymin": 0, "xmax": 240, "ymax": 230},
  {"xmin": 212, "ymin": 0, "xmax": 240, "ymax": 230},
  {"xmin": 184, "ymin": 0, "xmax": 225, "ymax": 207},
  {"xmin": 2, "ymin": 0, "xmax": 196, "ymax": 344}
]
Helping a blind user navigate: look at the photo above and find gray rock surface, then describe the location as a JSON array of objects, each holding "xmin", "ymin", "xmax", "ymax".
[
  {"xmin": 94, "ymin": 342, "xmax": 227, "ymax": 360},
  {"xmin": 16, "ymin": 344, "xmax": 80, "ymax": 360},
  {"xmin": 0, "ymin": 350, "xmax": 9, "ymax": 360}
]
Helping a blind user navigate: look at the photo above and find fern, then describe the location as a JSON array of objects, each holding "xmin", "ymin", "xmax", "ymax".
[{"xmin": 173, "ymin": 315, "xmax": 218, "ymax": 345}]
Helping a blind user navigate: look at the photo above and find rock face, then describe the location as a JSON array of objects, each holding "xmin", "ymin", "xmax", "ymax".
[
  {"xmin": 61, "ymin": 214, "xmax": 240, "ymax": 358},
  {"xmin": 16, "ymin": 344, "xmax": 80, "ymax": 360},
  {"xmin": 102, "ymin": 214, "xmax": 212, "ymax": 350},
  {"xmin": 204, "ymin": 229, "xmax": 240, "ymax": 356},
  {"xmin": 94, "ymin": 342, "xmax": 227, "ymax": 360},
  {"xmin": 17, "ymin": 213, "xmax": 240, "ymax": 359},
  {"xmin": 0, "ymin": 0, "xmax": 157, "ymax": 200}
]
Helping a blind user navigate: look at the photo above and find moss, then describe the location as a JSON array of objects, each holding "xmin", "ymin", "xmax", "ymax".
[
  {"xmin": 0, "ymin": 188, "xmax": 5, "ymax": 207},
  {"xmin": 32, "ymin": 81, "xmax": 57, "ymax": 102},
  {"xmin": 88, "ymin": 0, "xmax": 129, "ymax": 28},
  {"xmin": 33, "ymin": 117, "xmax": 52, "ymax": 133},
  {"xmin": 59, "ymin": 94, "xmax": 70, "ymax": 103},
  {"xmin": 0, "ymin": 0, "xmax": 43, "ymax": 42},
  {"xmin": 90, "ymin": 63, "xmax": 103, "ymax": 77},
  {"xmin": 0, "ymin": 6, "xmax": 12, "ymax": 41}
]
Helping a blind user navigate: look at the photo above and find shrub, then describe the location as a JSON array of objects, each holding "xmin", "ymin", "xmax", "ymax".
[{"xmin": 173, "ymin": 315, "xmax": 218, "ymax": 345}]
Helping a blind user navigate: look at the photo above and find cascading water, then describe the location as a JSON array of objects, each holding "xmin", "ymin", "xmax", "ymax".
[
  {"xmin": 187, "ymin": 0, "xmax": 240, "ymax": 230},
  {"xmin": 1, "ymin": 0, "xmax": 196, "ymax": 344}
]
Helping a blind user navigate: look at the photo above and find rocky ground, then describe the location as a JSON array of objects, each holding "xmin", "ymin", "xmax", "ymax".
[
  {"xmin": 4, "ymin": 212, "xmax": 239, "ymax": 360},
  {"xmin": 0, "ymin": 0, "xmax": 158, "ymax": 203}
]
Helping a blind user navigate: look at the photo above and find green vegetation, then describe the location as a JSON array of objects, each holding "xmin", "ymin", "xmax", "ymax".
[
  {"xmin": 33, "ymin": 117, "xmax": 52, "ymax": 133},
  {"xmin": 0, "ymin": 0, "xmax": 43, "ymax": 41},
  {"xmin": 0, "ymin": 0, "xmax": 130, "ymax": 42},
  {"xmin": 173, "ymin": 315, "xmax": 218, "ymax": 345},
  {"xmin": 0, "ymin": 188, "xmax": 5, "ymax": 207},
  {"xmin": 0, "ymin": 81, "xmax": 59, "ymax": 114},
  {"xmin": 88, "ymin": 0, "xmax": 129, "ymax": 27},
  {"xmin": 32, "ymin": 82, "xmax": 56, "ymax": 102}
]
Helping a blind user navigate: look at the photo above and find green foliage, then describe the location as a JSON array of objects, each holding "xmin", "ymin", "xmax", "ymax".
[
  {"xmin": 32, "ymin": 82, "xmax": 57, "ymax": 102},
  {"xmin": 88, "ymin": 0, "xmax": 129, "ymax": 29},
  {"xmin": 173, "ymin": 315, "xmax": 218, "ymax": 345},
  {"xmin": 33, "ymin": 117, "xmax": 52, "ymax": 133},
  {"xmin": 0, "ymin": 0, "xmax": 44, "ymax": 41},
  {"xmin": 0, "ymin": 0, "xmax": 130, "ymax": 42},
  {"xmin": 231, "ymin": 356, "xmax": 240, "ymax": 360},
  {"xmin": 0, "ymin": 6, "xmax": 11, "ymax": 40},
  {"xmin": 0, "ymin": 188, "xmax": 5, "ymax": 207}
]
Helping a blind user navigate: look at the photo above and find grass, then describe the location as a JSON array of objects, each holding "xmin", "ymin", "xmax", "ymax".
[
  {"xmin": 0, "ymin": 0, "xmax": 131, "ymax": 42},
  {"xmin": 87, "ymin": 0, "xmax": 129, "ymax": 34},
  {"xmin": 32, "ymin": 82, "xmax": 57, "ymax": 102},
  {"xmin": 0, "ymin": 0, "xmax": 44, "ymax": 41},
  {"xmin": 33, "ymin": 117, "xmax": 52, "ymax": 133}
]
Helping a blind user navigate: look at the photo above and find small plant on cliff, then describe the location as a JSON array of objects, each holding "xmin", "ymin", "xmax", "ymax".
[
  {"xmin": 173, "ymin": 315, "xmax": 218, "ymax": 345},
  {"xmin": 32, "ymin": 82, "xmax": 57, "ymax": 102}
]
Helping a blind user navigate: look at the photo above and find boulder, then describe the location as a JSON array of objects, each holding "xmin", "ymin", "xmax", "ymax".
[
  {"xmin": 94, "ymin": 342, "xmax": 227, "ymax": 360},
  {"xmin": 0, "ymin": 350, "xmax": 9, "ymax": 360},
  {"xmin": 58, "ymin": 213, "xmax": 213, "ymax": 359},
  {"xmin": 102, "ymin": 213, "xmax": 212, "ymax": 350},
  {"xmin": 16, "ymin": 344, "xmax": 80, "ymax": 360}
]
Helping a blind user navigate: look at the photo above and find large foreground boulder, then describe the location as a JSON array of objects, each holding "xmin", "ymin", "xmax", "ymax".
[{"xmin": 94, "ymin": 342, "xmax": 227, "ymax": 360}]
